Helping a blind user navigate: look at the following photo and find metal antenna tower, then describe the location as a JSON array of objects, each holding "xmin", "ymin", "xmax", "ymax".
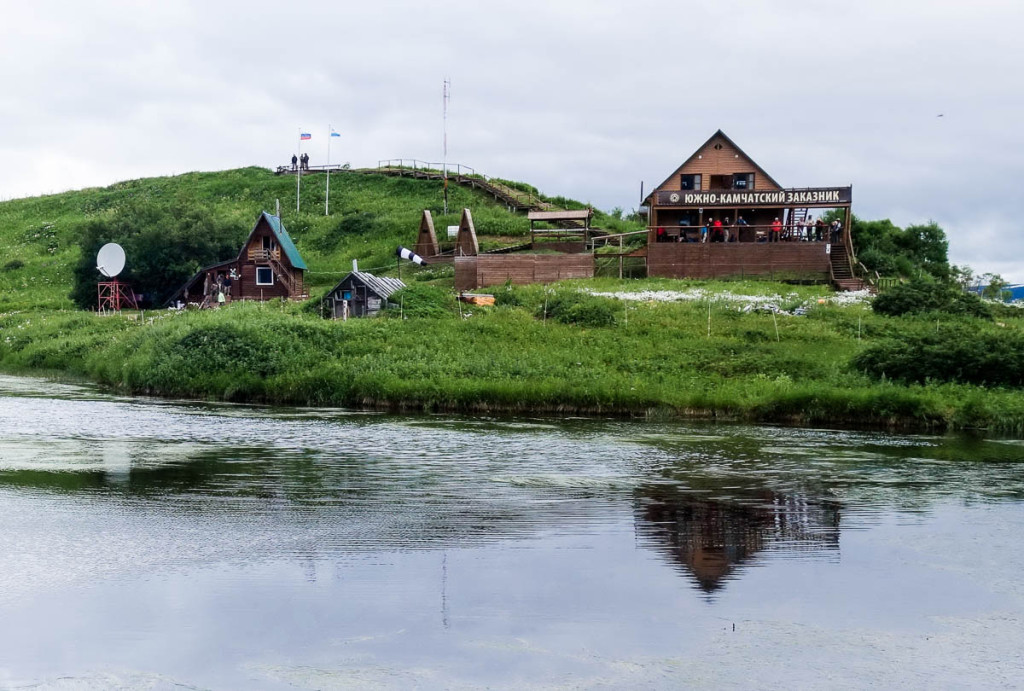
[{"xmin": 443, "ymin": 78, "xmax": 450, "ymax": 215}]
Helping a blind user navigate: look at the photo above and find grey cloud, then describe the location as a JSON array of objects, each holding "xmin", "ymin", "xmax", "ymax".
[{"xmin": 1, "ymin": 0, "xmax": 1022, "ymax": 278}]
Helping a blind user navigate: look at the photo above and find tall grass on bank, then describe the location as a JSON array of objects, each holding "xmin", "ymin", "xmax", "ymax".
[{"xmin": 3, "ymin": 283, "xmax": 1024, "ymax": 433}]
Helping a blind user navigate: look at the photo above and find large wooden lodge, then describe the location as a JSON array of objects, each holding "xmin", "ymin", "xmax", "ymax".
[{"xmin": 643, "ymin": 130, "xmax": 859, "ymax": 288}]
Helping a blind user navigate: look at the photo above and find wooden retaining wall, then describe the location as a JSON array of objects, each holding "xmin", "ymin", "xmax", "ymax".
[
  {"xmin": 531, "ymin": 241, "xmax": 587, "ymax": 254},
  {"xmin": 455, "ymin": 255, "xmax": 595, "ymax": 290},
  {"xmin": 647, "ymin": 243, "xmax": 831, "ymax": 280}
]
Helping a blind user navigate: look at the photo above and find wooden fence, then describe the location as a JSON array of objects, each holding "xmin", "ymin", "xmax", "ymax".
[{"xmin": 455, "ymin": 255, "xmax": 595, "ymax": 290}]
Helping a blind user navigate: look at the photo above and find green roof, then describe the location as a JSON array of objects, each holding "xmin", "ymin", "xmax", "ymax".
[{"xmin": 260, "ymin": 212, "xmax": 307, "ymax": 270}]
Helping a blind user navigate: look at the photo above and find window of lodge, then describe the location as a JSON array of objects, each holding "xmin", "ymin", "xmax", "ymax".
[
  {"xmin": 733, "ymin": 173, "xmax": 754, "ymax": 189},
  {"xmin": 680, "ymin": 174, "xmax": 701, "ymax": 190}
]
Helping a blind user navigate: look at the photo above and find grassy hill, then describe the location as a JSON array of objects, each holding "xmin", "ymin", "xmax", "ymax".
[
  {"xmin": 1, "ymin": 166, "xmax": 613, "ymax": 311},
  {"xmin": 2, "ymin": 167, "xmax": 1024, "ymax": 433}
]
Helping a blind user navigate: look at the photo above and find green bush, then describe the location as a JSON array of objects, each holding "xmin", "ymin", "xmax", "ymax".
[
  {"xmin": 389, "ymin": 284, "xmax": 457, "ymax": 318},
  {"xmin": 872, "ymin": 278, "xmax": 991, "ymax": 319},
  {"xmin": 494, "ymin": 284, "xmax": 522, "ymax": 307},
  {"xmin": 539, "ymin": 292, "xmax": 617, "ymax": 328},
  {"xmin": 853, "ymin": 323, "xmax": 1024, "ymax": 387},
  {"xmin": 2, "ymin": 260, "xmax": 25, "ymax": 272}
]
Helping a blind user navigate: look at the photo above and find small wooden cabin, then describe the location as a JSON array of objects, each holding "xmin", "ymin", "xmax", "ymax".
[
  {"xmin": 326, "ymin": 271, "xmax": 406, "ymax": 318},
  {"xmin": 643, "ymin": 130, "xmax": 857, "ymax": 286},
  {"xmin": 173, "ymin": 212, "xmax": 308, "ymax": 304}
]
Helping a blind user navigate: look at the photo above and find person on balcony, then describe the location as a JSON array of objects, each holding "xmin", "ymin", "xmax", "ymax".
[
  {"xmin": 770, "ymin": 217, "xmax": 782, "ymax": 242},
  {"xmin": 736, "ymin": 216, "xmax": 749, "ymax": 241}
]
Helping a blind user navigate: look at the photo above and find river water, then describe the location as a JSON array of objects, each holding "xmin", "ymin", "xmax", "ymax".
[{"xmin": 0, "ymin": 375, "xmax": 1022, "ymax": 689}]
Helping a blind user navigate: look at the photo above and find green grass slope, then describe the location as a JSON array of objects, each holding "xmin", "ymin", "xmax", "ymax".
[{"xmin": 0, "ymin": 166, "xmax": 560, "ymax": 310}]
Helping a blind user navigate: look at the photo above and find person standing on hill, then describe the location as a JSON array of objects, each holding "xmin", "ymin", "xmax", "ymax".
[{"xmin": 291, "ymin": 154, "xmax": 298, "ymax": 171}]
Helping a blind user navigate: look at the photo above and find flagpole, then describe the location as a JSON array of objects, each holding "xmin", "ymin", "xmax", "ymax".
[
  {"xmin": 325, "ymin": 124, "xmax": 331, "ymax": 216},
  {"xmin": 296, "ymin": 128, "xmax": 302, "ymax": 213}
]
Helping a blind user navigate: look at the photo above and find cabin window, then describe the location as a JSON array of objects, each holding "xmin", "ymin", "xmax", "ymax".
[
  {"xmin": 262, "ymin": 236, "xmax": 276, "ymax": 251},
  {"xmin": 680, "ymin": 174, "xmax": 701, "ymax": 190},
  {"xmin": 256, "ymin": 266, "xmax": 273, "ymax": 285},
  {"xmin": 733, "ymin": 173, "xmax": 754, "ymax": 189}
]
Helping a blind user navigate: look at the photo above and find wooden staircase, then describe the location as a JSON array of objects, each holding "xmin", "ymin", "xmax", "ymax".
[
  {"xmin": 269, "ymin": 255, "xmax": 306, "ymax": 298},
  {"xmin": 300, "ymin": 159, "xmax": 591, "ymax": 229},
  {"xmin": 782, "ymin": 207, "xmax": 806, "ymax": 237},
  {"xmin": 829, "ymin": 241, "xmax": 865, "ymax": 292}
]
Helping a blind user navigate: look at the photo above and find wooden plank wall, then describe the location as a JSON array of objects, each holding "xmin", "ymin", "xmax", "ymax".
[
  {"xmin": 236, "ymin": 263, "xmax": 292, "ymax": 299},
  {"xmin": 647, "ymin": 243, "xmax": 830, "ymax": 280},
  {"xmin": 455, "ymin": 255, "xmax": 595, "ymax": 290},
  {"xmin": 655, "ymin": 134, "xmax": 780, "ymax": 195},
  {"xmin": 531, "ymin": 241, "xmax": 587, "ymax": 254}
]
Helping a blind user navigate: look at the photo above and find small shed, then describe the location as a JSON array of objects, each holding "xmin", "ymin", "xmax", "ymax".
[{"xmin": 327, "ymin": 271, "xmax": 406, "ymax": 318}]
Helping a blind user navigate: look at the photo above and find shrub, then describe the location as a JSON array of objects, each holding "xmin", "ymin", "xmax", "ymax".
[
  {"xmin": 389, "ymin": 284, "xmax": 457, "ymax": 318},
  {"xmin": 853, "ymin": 324, "xmax": 1024, "ymax": 387},
  {"xmin": 872, "ymin": 278, "xmax": 991, "ymax": 319},
  {"xmin": 538, "ymin": 292, "xmax": 617, "ymax": 328},
  {"xmin": 2, "ymin": 259, "xmax": 25, "ymax": 272},
  {"xmin": 494, "ymin": 283, "xmax": 522, "ymax": 307}
]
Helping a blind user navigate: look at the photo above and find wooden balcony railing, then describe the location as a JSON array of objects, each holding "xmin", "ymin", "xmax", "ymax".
[
  {"xmin": 248, "ymin": 248, "xmax": 281, "ymax": 262},
  {"xmin": 648, "ymin": 224, "xmax": 846, "ymax": 244}
]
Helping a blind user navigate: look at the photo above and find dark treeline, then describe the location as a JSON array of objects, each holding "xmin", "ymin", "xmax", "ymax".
[{"xmin": 71, "ymin": 200, "xmax": 245, "ymax": 308}]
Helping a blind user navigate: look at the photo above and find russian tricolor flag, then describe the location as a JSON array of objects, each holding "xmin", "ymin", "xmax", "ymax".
[{"xmin": 300, "ymin": 132, "xmax": 312, "ymax": 140}]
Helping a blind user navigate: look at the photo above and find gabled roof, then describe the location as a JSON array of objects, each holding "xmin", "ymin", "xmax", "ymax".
[
  {"xmin": 336, "ymin": 271, "xmax": 406, "ymax": 300},
  {"xmin": 644, "ymin": 130, "xmax": 784, "ymax": 205},
  {"xmin": 240, "ymin": 212, "xmax": 307, "ymax": 270}
]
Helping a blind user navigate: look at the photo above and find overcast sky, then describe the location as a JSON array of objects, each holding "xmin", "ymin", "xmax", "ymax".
[{"xmin": 2, "ymin": 0, "xmax": 1022, "ymax": 279}]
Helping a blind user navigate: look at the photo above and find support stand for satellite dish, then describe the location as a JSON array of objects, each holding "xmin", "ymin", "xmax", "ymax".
[
  {"xmin": 97, "ymin": 280, "xmax": 138, "ymax": 313},
  {"xmin": 95, "ymin": 242, "xmax": 138, "ymax": 314}
]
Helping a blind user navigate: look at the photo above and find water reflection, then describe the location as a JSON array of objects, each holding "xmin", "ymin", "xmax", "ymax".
[
  {"xmin": 2, "ymin": 377, "xmax": 1024, "ymax": 687},
  {"xmin": 635, "ymin": 485, "xmax": 840, "ymax": 594}
]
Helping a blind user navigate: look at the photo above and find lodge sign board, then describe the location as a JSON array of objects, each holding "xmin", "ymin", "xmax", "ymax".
[{"xmin": 656, "ymin": 186, "xmax": 852, "ymax": 207}]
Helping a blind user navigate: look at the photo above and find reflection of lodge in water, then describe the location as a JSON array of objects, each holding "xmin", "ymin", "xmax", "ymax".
[{"xmin": 635, "ymin": 487, "xmax": 841, "ymax": 594}]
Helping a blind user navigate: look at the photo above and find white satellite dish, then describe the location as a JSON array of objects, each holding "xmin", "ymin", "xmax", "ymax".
[{"xmin": 96, "ymin": 243, "xmax": 126, "ymax": 278}]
